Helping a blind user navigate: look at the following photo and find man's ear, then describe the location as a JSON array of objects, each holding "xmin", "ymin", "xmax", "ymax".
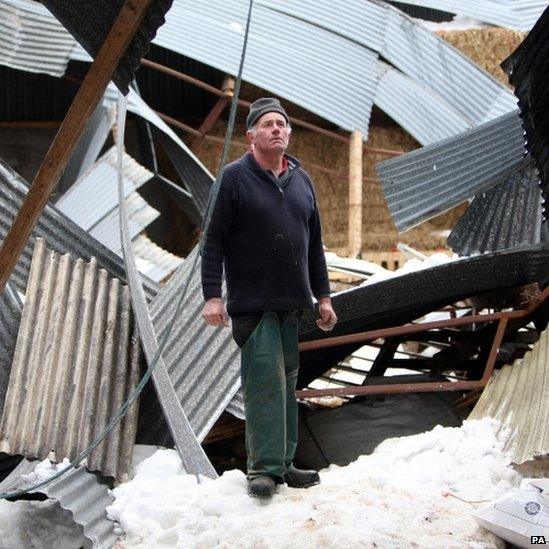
[{"xmin": 245, "ymin": 130, "xmax": 254, "ymax": 144}]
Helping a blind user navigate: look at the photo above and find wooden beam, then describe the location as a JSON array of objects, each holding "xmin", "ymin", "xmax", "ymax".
[
  {"xmin": 0, "ymin": 0, "xmax": 153, "ymax": 293},
  {"xmin": 197, "ymin": 97, "xmax": 229, "ymax": 137},
  {"xmin": 348, "ymin": 130, "xmax": 363, "ymax": 258}
]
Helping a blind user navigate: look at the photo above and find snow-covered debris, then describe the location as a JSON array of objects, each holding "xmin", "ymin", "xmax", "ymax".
[
  {"xmin": 0, "ymin": 499, "xmax": 87, "ymax": 549},
  {"xmin": 108, "ymin": 419, "xmax": 517, "ymax": 548},
  {"xmin": 358, "ymin": 251, "xmax": 457, "ymax": 288}
]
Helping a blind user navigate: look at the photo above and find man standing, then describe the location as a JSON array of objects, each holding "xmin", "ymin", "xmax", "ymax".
[{"xmin": 201, "ymin": 98, "xmax": 337, "ymax": 498}]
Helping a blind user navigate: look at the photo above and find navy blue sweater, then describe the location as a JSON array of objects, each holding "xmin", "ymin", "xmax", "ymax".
[{"xmin": 201, "ymin": 152, "xmax": 330, "ymax": 315}]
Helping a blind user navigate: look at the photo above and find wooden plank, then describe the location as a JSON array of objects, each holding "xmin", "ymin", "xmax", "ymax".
[
  {"xmin": 0, "ymin": 0, "xmax": 154, "ymax": 293},
  {"xmin": 348, "ymin": 130, "xmax": 363, "ymax": 258}
]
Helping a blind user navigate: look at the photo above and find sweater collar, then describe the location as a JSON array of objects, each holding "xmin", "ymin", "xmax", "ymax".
[{"xmin": 244, "ymin": 151, "xmax": 300, "ymax": 176}]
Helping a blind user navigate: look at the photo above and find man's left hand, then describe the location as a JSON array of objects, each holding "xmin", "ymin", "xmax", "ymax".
[{"xmin": 316, "ymin": 297, "xmax": 337, "ymax": 332}]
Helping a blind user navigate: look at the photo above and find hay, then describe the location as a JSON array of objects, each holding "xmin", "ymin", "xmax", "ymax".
[{"xmin": 437, "ymin": 28, "xmax": 525, "ymax": 85}]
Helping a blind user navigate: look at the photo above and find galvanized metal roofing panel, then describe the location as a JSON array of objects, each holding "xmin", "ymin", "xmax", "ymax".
[
  {"xmin": 132, "ymin": 234, "xmax": 183, "ymax": 283},
  {"xmin": 0, "ymin": 459, "xmax": 118, "ymax": 548},
  {"xmin": 258, "ymin": 0, "xmax": 515, "ymax": 126},
  {"xmin": 89, "ymin": 192, "xmax": 160, "ymax": 253},
  {"xmin": 102, "ymin": 87, "xmax": 214, "ymax": 221},
  {"xmin": 0, "ymin": 0, "xmax": 75, "ymax": 76},
  {"xmin": 41, "ymin": 0, "xmax": 173, "ymax": 94},
  {"xmin": 0, "ymin": 156, "xmax": 158, "ymax": 297},
  {"xmin": 503, "ymin": 5, "xmax": 549, "ymax": 219},
  {"xmin": 389, "ymin": 0, "xmax": 547, "ymax": 30},
  {"xmin": 148, "ymin": 247, "xmax": 242, "ymax": 442},
  {"xmin": 56, "ymin": 146, "xmax": 153, "ymax": 231},
  {"xmin": 376, "ymin": 110, "xmax": 526, "ymax": 232},
  {"xmin": 0, "ymin": 238, "xmax": 141, "ymax": 482},
  {"xmin": 59, "ymin": 104, "xmax": 116, "ymax": 194},
  {"xmin": 0, "ymin": 283, "xmax": 22, "ymax": 416},
  {"xmin": 375, "ymin": 62, "xmax": 472, "ymax": 145},
  {"xmin": 448, "ymin": 160, "xmax": 543, "ymax": 256},
  {"xmin": 145, "ymin": 0, "xmax": 378, "ymax": 136},
  {"xmin": 469, "ymin": 325, "xmax": 549, "ymax": 465},
  {"xmin": 381, "ymin": 6, "xmax": 517, "ymax": 124}
]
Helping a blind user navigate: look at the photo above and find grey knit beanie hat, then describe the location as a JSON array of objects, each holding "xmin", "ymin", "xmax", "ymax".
[{"xmin": 246, "ymin": 98, "xmax": 289, "ymax": 129}]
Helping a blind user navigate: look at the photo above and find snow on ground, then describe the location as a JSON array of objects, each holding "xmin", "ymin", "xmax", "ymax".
[{"xmin": 108, "ymin": 419, "xmax": 517, "ymax": 548}]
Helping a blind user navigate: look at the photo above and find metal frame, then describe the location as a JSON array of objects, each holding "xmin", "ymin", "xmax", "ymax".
[{"xmin": 296, "ymin": 286, "xmax": 548, "ymax": 399}]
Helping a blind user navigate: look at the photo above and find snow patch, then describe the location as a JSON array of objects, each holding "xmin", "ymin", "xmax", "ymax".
[{"xmin": 108, "ymin": 419, "xmax": 517, "ymax": 548}]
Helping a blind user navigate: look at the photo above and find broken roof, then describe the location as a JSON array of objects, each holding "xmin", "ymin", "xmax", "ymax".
[
  {"xmin": 502, "ymin": 4, "xmax": 549, "ymax": 219},
  {"xmin": 297, "ymin": 248, "xmax": 549, "ymax": 386},
  {"xmin": 376, "ymin": 110, "xmax": 525, "ymax": 232},
  {"xmin": 41, "ymin": 0, "xmax": 174, "ymax": 94},
  {"xmin": 0, "ymin": 239, "xmax": 141, "ymax": 482},
  {"xmin": 448, "ymin": 160, "xmax": 543, "ymax": 256},
  {"xmin": 469, "ymin": 324, "xmax": 549, "ymax": 465}
]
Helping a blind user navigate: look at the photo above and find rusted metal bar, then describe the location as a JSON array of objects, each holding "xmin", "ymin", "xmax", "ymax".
[
  {"xmin": 481, "ymin": 317, "xmax": 508, "ymax": 383},
  {"xmin": 0, "ymin": 0, "xmax": 154, "ymax": 293},
  {"xmin": 198, "ymin": 97, "xmax": 229, "ymax": 137},
  {"xmin": 299, "ymin": 287, "xmax": 548, "ymax": 352},
  {"xmin": 295, "ymin": 380, "xmax": 482, "ymax": 399},
  {"xmin": 454, "ymin": 389, "xmax": 483, "ymax": 409},
  {"xmin": 141, "ymin": 58, "xmax": 404, "ymax": 156}
]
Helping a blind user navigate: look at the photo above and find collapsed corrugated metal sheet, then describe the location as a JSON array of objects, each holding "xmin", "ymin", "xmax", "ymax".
[
  {"xmin": 59, "ymin": 104, "xmax": 116, "ymax": 194},
  {"xmin": 103, "ymin": 87, "xmax": 214, "ymax": 222},
  {"xmin": 41, "ymin": 0, "xmax": 173, "ymax": 94},
  {"xmin": 56, "ymin": 146, "xmax": 153, "ymax": 231},
  {"xmin": 146, "ymin": 0, "xmax": 379, "ymax": 137},
  {"xmin": 0, "ymin": 459, "xmax": 118, "ymax": 548},
  {"xmin": 4, "ymin": 0, "xmax": 514, "ymax": 146},
  {"xmin": 502, "ymin": 5, "xmax": 549, "ymax": 219},
  {"xmin": 132, "ymin": 234, "xmax": 183, "ymax": 282},
  {"xmin": 0, "ymin": 238, "xmax": 140, "ymax": 482},
  {"xmin": 147, "ymin": 246, "xmax": 242, "ymax": 442},
  {"xmin": 297, "ymin": 248, "xmax": 549, "ymax": 387},
  {"xmin": 374, "ymin": 62, "xmax": 472, "ymax": 145},
  {"xmin": 0, "ymin": 156, "xmax": 159, "ymax": 297},
  {"xmin": 0, "ymin": 0, "xmax": 75, "ymax": 76},
  {"xmin": 469, "ymin": 325, "xmax": 549, "ymax": 465},
  {"xmin": 257, "ymin": 0, "xmax": 516, "ymax": 126},
  {"xmin": 448, "ymin": 160, "xmax": 543, "ymax": 256},
  {"xmin": 0, "ymin": 283, "xmax": 22, "ymax": 415},
  {"xmin": 376, "ymin": 110, "xmax": 526, "ymax": 232},
  {"xmin": 89, "ymin": 192, "xmax": 160, "ymax": 252},
  {"xmin": 387, "ymin": 0, "xmax": 547, "ymax": 30}
]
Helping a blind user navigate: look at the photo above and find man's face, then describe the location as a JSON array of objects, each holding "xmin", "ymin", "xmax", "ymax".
[{"xmin": 247, "ymin": 112, "xmax": 291, "ymax": 154}]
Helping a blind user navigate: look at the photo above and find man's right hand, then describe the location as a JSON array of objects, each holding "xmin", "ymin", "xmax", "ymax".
[{"xmin": 203, "ymin": 298, "xmax": 229, "ymax": 327}]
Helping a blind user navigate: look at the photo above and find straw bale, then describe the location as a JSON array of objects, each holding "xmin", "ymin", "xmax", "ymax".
[{"xmin": 438, "ymin": 28, "xmax": 526, "ymax": 85}]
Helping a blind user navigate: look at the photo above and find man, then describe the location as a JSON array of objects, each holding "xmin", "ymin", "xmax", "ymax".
[{"xmin": 201, "ymin": 97, "xmax": 337, "ymax": 498}]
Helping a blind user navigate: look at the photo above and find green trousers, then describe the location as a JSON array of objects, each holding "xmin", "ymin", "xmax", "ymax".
[{"xmin": 240, "ymin": 311, "xmax": 299, "ymax": 480}]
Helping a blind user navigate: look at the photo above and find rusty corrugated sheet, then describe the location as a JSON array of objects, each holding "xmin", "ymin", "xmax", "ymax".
[
  {"xmin": 0, "ymin": 238, "xmax": 140, "ymax": 482},
  {"xmin": 469, "ymin": 325, "xmax": 548, "ymax": 465}
]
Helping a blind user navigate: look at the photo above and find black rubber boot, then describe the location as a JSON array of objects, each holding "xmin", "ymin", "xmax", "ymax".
[
  {"xmin": 284, "ymin": 465, "xmax": 320, "ymax": 488},
  {"xmin": 248, "ymin": 475, "xmax": 276, "ymax": 498}
]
